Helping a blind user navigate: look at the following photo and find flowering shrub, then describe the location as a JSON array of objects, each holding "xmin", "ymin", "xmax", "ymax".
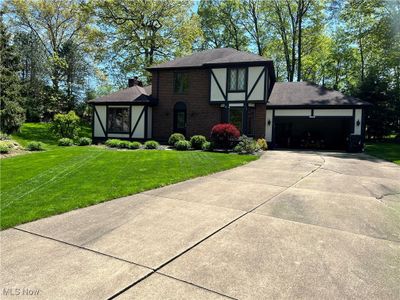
[{"xmin": 211, "ymin": 123, "xmax": 240, "ymax": 149}]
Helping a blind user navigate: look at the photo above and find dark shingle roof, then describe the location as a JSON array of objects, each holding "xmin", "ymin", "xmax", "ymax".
[
  {"xmin": 268, "ymin": 82, "xmax": 370, "ymax": 107},
  {"xmin": 147, "ymin": 48, "xmax": 271, "ymax": 70},
  {"xmin": 88, "ymin": 85, "xmax": 157, "ymax": 105}
]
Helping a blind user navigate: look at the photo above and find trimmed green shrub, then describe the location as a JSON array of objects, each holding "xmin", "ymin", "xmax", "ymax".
[
  {"xmin": 51, "ymin": 111, "xmax": 80, "ymax": 138},
  {"xmin": 144, "ymin": 140, "xmax": 159, "ymax": 149},
  {"xmin": 76, "ymin": 137, "xmax": 92, "ymax": 146},
  {"xmin": 256, "ymin": 138, "xmax": 268, "ymax": 150},
  {"xmin": 234, "ymin": 135, "xmax": 258, "ymax": 154},
  {"xmin": 0, "ymin": 133, "xmax": 11, "ymax": 140},
  {"xmin": 168, "ymin": 133, "xmax": 185, "ymax": 146},
  {"xmin": 105, "ymin": 139, "xmax": 122, "ymax": 148},
  {"xmin": 26, "ymin": 141, "xmax": 44, "ymax": 151},
  {"xmin": 118, "ymin": 140, "xmax": 131, "ymax": 149},
  {"xmin": 202, "ymin": 141, "xmax": 214, "ymax": 151},
  {"xmin": 128, "ymin": 141, "xmax": 142, "ymax": 149},
  {"xmin": 0, "ymin": 143, "xmax": 11, "ymax": 153},
  {"xmin": 190, "ymin": 135, "xmax": 207, "ymax": 150},
  {"xmin": 58, "ymin": 138, "xmax": 74, "ymax": 146},
  {"xmin": 175, "ymin": 140, "xmax": 191, "ymax": 151}
]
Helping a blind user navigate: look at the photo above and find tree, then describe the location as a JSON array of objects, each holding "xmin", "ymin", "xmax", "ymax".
[
  {"xmin": 5, "ymin": 0, "xmax": 98, "ymax": 113},
  {"xmin": 198, "ymin": 0, "xmax": 248, "ymax": 51},
  {"xmin": 0, "ymin": 12, "xmax": 25, "ymax": 134},
  {"xmin": 95, "ymin": 0, "xmax": 201, "ymax": 82}
]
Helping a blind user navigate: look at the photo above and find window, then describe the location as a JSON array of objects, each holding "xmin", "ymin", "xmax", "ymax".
[
  {"xmin": 173, "ymin": 102, "xmax": 187, "ymax": 135},
  {"xmin": 229, "ymin": 108, "xmax": 243, "ymax": 131},
  {"xmin": 174, "ymin": 72, "xmax": 189, "ymax": 94},
  {"xmin": 227, "ymin": 107, "xmax": 255, "ymax": 135},
  {"xmin": 107, "ymin": 107, "xmax": 129, "ymax": 133},
  {"xmin": 228, "ymin": 68, "xmax": 246, "ymax": 91}
]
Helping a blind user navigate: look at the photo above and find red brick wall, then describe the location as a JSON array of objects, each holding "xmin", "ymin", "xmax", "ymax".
[
  {"xmin": 151, "ymin": 69, "xmax": 266, "ymax": 141},
  {"xmin": 151, "ymin": 69, "xmax": 220, "ymax": 141}
]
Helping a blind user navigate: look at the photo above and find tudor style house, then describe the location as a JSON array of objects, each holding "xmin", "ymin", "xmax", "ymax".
[{"xmin": 89, "ymin": 48, "xmax": 370, "ymax": 150}]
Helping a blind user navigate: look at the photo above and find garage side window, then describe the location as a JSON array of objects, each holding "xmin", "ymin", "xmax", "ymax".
[{"xmin": 107, "ymin": 107, "xmax": 129, "ymax": 133}]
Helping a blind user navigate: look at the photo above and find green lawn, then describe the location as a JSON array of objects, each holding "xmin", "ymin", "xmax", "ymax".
[
  {"xmin": 365, "ymin": 142, "xmax": 400, "ymax": 165},
  {"xmin": 11, "ymin": 122, "xmax": 91, "ymax": 149},
  {"xmin": 1, "ymin": 123, "xmax": 257, "ymax": 229}
]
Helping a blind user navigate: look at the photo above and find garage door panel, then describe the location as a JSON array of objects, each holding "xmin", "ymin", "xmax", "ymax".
[{"xmin": 274, "ymin": 117, "xmax": 352, "ymax": 150}]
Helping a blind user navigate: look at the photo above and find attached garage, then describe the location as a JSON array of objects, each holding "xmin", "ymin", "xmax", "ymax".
[{"xmin": 266, "ymin": 82, "xmax": 370, "ymax": 151}]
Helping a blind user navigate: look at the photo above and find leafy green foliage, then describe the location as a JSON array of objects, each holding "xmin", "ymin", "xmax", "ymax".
[
  {"xmin": 234, "ymin": 135, "xmax": 258, "ymax": 154},
  {"xmin": 168, "ymin": 133, "xmax": 186, "ymax": 146},
  {"xmin": 76, "ymin": 137, "xmax": 92, "ymax": 146},
  {"xmin": 0, "ymin": 144, "xmax": 11, "ymax": 154},
  {"xmin": 202, "ymin": 141, "xmax": 214, "ymax": 151},
  {"xmin": 256, "ymin": 138, "xmax": 268, "ymax": 150},
  {"xmin": 58, "ymin": 138, "xmax": 74, "ymax": 146},
  {"xmin": 144, "ymin": 140, "xmax": 160, "ymax": 149},
  {"xmin": 0, "ymin": 14, "xmax": 25, "ymax": 134},
  {"xmin": 190, "ymin": 135, "xmax": 207, "ymax": 150},
  {"xmin": 105, "ymin": 139, "xmax": 122, "ymax": 148},
  {"xmin": 26, "ymin": 141, "xmax": 44, "ymax": 151},
  {"xmin": 51, "ymin": 111, "xmax": 80, "ymax": 138},
  {"xmin": 128, "ymin": 141, "xmax": 142, "ymax": 149},
  {"xmin": 118, "ymin": 140, "xmax": 131, "ymax": 149},
  {"xmin": 175, "ymin": 140, "xmax": 191, "ymax": 151}
]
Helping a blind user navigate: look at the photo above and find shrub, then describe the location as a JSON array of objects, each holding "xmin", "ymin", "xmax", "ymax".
[
  {"xmin": 256, "ymin": 138, "xmax": 268, "ymax": 150},
  {"xmin": 190, "ymin": 135, "xmax": 207, "ymax": 150},
  {"xmin": 128, "ymin": 141, "xmax": 142, "ymax": 149},
  {"xmin": 51, "ymin": 111, "xmax": 80, "ymax": 139},
  {"xmin": 144, "ymin": 140, "xmax": 159, "ymax": 149},
  {"xmin": 58, "ymin": 138, "xmax": 74, "ymax": 146},
  {"xmin": 0, "ymin": 133, "xmax": 11, "ymax": 140},
  {"xmin": 105, "ymin": 139, "xmax": 122, "ymax": 148},
  {"xmin": 168, "ymin": 133, "xmax": 185, "ymax": 146},
  {"xmin": 175, "ymin": 140, "xmax": 191, "ymax": 151},
  {"xmin": 0, "ymin": 144, "xmax": 10, "ymax": 154},
  {"xmin": 211, "ymin": 123, "xmax": 240, "ymax": 149},
  {"xmin": 0, "ymin": 99, "xmax": 25, "ymax": 134},
  {"xmin": 26, "ymin": 141, "xmax": 44, "ymax": 151},
  {"xmin": 118, "ymin": 140, "xmax": 131, "ymax": 149},
  {"xmin": 202, "ymin": 141, "xmax": 214, "ymax": 151},
  {"xmin": 234, "ymin": 135, "xmax": 258, "ymax": 154},
  {"xmin": 76, "ymin": 137, "xmax": 92, "ymax": 146}
]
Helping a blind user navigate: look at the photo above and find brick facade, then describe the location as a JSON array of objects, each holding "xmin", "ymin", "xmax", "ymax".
[{"xmin": 151, "ymin": 68, "xmax": 266, "ymax": 141}]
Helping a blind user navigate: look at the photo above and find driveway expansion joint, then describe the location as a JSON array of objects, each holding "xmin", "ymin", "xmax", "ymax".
[
  {"xmin": 108, "ymin": 159, "xmax": 326, "ymax": 298},
  {"xmin": 13, "ymin": 227, "xmax": 154, "ymax": 271},
  {"xmin": 250, "ymin": 212, "xmax": 400, "ymax": 244}
]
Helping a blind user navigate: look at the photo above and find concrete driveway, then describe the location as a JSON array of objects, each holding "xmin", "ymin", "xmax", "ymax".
[{"xmin": 1, "ymin": 151, "xmax": 400, "ymax": 299}]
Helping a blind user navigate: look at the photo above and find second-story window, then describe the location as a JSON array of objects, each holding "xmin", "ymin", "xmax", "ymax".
[
  {"xmin": 228, "ymin": 68, "xmax": 246, "ymax": 92},
  {"xmin": 174, "ymin": 72, "xmax": 189, "ymax": 94}
]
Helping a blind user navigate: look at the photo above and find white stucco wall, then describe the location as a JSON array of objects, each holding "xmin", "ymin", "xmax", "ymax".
[
  {"xmin": 94, "ymin": 105, "xmax": 106, "ymax": 137},
  {"xmin": 247, "ymin": 66, "xmax": 265, "ymax": 101},
  {"xmin": 210, "ymin": 68, "xmax": 226, "ymax": 102},
  {"xmin": 227, "ymin": 92, "xmax": 246, "ymax": 101},
  {"xmin": 274, "ymin": 109, "xmax": 312, "ymax": 116},
  {"xmin": 131, "ymin": 106, "xmax": 145, "ymax": 139},
  {"xmin": 313, "ymin": 109, "xmax": 353, "ymax": 117},
  {"xmin": 354, "ymin": 109, "xmax": 362, "ymax": 135}
]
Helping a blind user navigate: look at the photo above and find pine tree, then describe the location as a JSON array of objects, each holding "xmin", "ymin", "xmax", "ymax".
[{"xmin": 0, "ymin": 12, "xmax": 25, "ymax": 134}]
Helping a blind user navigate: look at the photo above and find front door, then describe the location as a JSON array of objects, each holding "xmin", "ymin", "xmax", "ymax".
[{"xmin": 173, "ymin": 102, "xmax": 187, "ymax": 136}]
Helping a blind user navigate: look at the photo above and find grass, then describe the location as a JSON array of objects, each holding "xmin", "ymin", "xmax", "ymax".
[
  {"xmin": 11, "ymin": 122, "xmax": 91, "ymax": 149},
  {"xmin": 365, "ymin": 141, "xmax": 400, "ymax": 165},
  {"xmin": 1, "ymin": 123, "xmax": 257, "ymax": 229}
]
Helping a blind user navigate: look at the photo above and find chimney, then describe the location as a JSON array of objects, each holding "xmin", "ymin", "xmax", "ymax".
[{"xmin": 128, "ymin": 76, "xmax": 143, "ymax": 87}]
